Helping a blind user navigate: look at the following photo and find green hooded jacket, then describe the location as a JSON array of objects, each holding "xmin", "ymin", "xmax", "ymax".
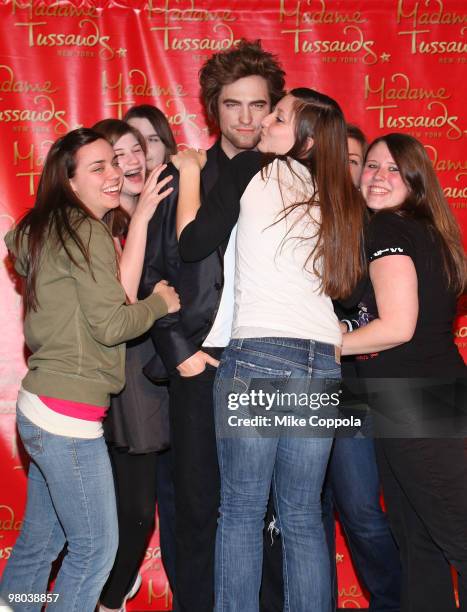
[{"xmin": 5, "ymin": 216, "xmax": 168, "ymax": 407}]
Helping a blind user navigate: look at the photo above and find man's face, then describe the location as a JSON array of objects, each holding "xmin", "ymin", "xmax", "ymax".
[{"xmin": 217, "ymin": 75, "xmax": 271, "ymax": 158}]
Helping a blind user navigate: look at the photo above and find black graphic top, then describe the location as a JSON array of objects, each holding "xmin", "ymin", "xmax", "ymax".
[{"xmin": 355, "ymin": 211, "xmax": 465, "ymax": 377}]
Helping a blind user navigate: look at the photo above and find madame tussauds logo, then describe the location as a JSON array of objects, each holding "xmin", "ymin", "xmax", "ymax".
[
  {"xmin": 443, "ymin": 172, "xmax": 467, "ymax": 203},
  {"xmin": 0, "ymin": 505, "xmax": 22, "ymax": 532},
  {"xmin": 13, "ymin": 17, "xmax": 115, "ymax": 59},
  {"xmin": 12, "ymin": 0, "xmax": 98, "ymax": 19},
  {"xmin": 102, "ymin": 69, "xmax": 187, "ymax": 118},
  {"xmin": 397, "ymin": 0, "xmax": 467, "ymax": 28},
  {"xmin": 14, "ymin": 140, "xmax": 54, "ymax": 195},
  {"xmin": 147, "ymin": 0, "xmax": 240, "ymax": 52},
  {"xmin": 0, "ymin": 64, "xmax": 57, "ymax": 95},
  {"xmin": 397, "ymin": 0, "xmax": 467, "ymax": 55},
  {"xmin": 0, "ymin": 95, "xmax": 69, "ymax": 134},
  {"xmin": 148, "ymin": 577, "xmax": 171, "ymax": 607},
  {"xmin": 147, "ymin": 0, "xmax": 235, "ymax": 23},
  {"xmin": 425, "ymin": 149, "xmax": 467, "ymax": 203},
  {"xmin": 425, "ymin": 145, "xmax": 467, "ymax": 172},
  {"xmin": 279, "ymin": 0, "xmax": 379, "ymax": 64},
  {"xmin": 364, "ymin": 73, "xmax": 464, "ymax": 140}
]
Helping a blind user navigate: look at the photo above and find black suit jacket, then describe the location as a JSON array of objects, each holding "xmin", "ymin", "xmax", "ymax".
[{"xmin": 139, "ymin": 140, "xmax": 231, "ymax": 380}]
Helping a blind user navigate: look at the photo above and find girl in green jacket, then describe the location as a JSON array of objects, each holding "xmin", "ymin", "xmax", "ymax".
[{"xmin": 0, "ymin": 128, "xmax": 178, "ymax": 612}]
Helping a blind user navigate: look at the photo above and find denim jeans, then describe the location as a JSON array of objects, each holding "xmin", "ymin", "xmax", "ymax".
[
  {"xmin": 214, "ymin": 337, "xmax": 339, "ymax": 612},
  {"xmin": 0, "ymin": 409, "xmax": 118, "ymax": 612},
  {"xmin": 322, "ymin": 437, "xmax": 401, "ymax": 611}
]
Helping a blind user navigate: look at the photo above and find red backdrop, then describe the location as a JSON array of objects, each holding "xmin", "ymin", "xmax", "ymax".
[{"xmin": 1, "ymin": 1, "xmax": 466, "ymax": 609}]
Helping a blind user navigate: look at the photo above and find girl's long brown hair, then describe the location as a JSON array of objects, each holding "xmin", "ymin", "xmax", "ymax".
[
  {"xmin": 14, "ymin": 128, "xmax": 116, "ymax": 311},
  {"xmin": 368, "ymin": 133, "xmax": 466, "ymax": 295},
  {"xmin": 267, "ymin": 88, "xmax": 366, "ymax": 300}
]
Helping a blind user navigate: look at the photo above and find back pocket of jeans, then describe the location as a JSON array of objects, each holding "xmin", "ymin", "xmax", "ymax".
[
  {"xmin": 17, "ymin": 412, "xmax": 43, "ymax": 457},
  {"xmin": 233, "ymin": 359, "xmax": 291, "ymax": 400}
]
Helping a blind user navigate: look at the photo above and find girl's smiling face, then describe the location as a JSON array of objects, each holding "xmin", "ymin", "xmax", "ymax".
[
  {"xmin": 113, "ymin": 132, "xmax": 146, "ymax": 198},
  {"xmin": 69, "ymin": 138, "xmax": 122, "ymax": 219},
  {"xmin": 361, "ymin": 141, "xmax": 409, "ymax": 211}
]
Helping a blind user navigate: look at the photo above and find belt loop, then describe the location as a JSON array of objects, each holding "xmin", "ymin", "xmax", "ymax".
[{"xmin": 334, "ymin": 345, "xmax": 342, "ymax": 364}]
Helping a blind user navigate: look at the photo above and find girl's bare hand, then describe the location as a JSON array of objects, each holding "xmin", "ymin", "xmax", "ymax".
[
  {"xmin": 171, "ymin": 148, "xmax": 207, "ymax": 172},
  {"xmin": 153, "ymin": 279, "xmax": 180, "ymax": 313},
  {"xmin": 133, "ymin": 164, "xmax": 173, "ymax": 223}
]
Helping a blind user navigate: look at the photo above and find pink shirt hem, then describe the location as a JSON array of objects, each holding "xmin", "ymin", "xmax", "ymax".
[{"xmin": 38, "ymin": 396, "xmax": 106, "ymax": 422}]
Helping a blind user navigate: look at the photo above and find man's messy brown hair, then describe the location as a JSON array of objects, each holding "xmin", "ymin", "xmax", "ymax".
[{"xmin": 200, "ymin": 39, "xmax": 286, "ymax": 128}]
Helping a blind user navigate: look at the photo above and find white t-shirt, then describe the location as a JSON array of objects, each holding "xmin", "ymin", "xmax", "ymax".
[{"xmin": 232, "ymin": 158, "xmax": 341, "ymax": 347}]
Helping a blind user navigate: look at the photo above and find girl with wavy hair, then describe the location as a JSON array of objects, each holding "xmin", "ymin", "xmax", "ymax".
[
  {"xmin": 0, "ymin": 128, "xmax": 178, "ymax": 611},
  {"xmin": 342, "ymin": 133, "xmax": 466, "ymax": 612}
]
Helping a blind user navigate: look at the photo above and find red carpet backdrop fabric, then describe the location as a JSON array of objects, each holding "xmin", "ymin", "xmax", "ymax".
[{"xmin": 0, "ymin": 1, "xmax": 465, "ymax": 609}]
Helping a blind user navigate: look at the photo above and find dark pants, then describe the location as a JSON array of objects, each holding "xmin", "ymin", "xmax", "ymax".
[
  {"xmin": 169, "ymin": 349, "xmax": 284, "ymax": 612},
  {"xmin": 259, "ymin": 496, "xmax": 284, "ymax": 612},
  {"xmin": 100, "ymin": 447, "xmax": 176, "ymax": 609},
  {"xmin": 323, "ymin": 438, "xmax": 401, "ymax": 612},
  {"xmin": 169, "ymin": 363, "xmax": 220, "ymax": 612},
  {"xmin": 156, "ymin": 448, "xmax": 177, "ymax": 594},
  {"xmin": 377, "ymin": 438, "xmax": 467, "ymax": 612}
]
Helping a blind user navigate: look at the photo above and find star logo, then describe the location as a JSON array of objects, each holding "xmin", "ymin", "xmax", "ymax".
[
  {"xmin": 336, "ymin": 553, "xmax": 344, "ymax": 563},
  {"xmin": 116, "ymin": 48, "xmax": 127, "ymax": 58},
  {"xmin": 380, "ymin": 52, "xmax": 391, "ymax": 63}
]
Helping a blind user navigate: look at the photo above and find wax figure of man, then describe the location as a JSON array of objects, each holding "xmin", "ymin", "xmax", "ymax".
[{"xmin": 139, "ymin": 40, "xmax": 286, "ymax": 612}]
